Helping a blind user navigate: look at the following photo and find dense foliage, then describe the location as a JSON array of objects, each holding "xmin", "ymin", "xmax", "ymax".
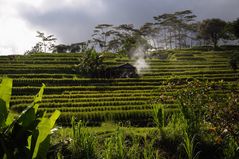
[
  {"xmin": 73, "ymin": 49, "xmax": 106, "ymax": 77},
  {"xmin": 198, "ymin": 19, "xmax": 227, "ymax": 49},
  {"xmin": 0, "ymin": 78, "xmax": 60, "ymax": 159}
]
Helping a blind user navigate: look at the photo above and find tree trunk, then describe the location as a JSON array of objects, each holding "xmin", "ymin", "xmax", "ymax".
[
  {"xmin": 169, "ymin": 31, "xmax": 172, "ymax": 49},
  {"xmin": 178, "ymin": 29, "xmax": 181, "ymax": 49},
  {"xmin": 213, "ymin": 41, "xmax": 217, "ymax": 49},
  {"xmin": 164, "ymin": 29, "xmax": 167, "ymax": 49},
  {"xmin": 213, "ymin": 37, "xmax": 218, "ymax": 49},
  {"xmin": 212, "ymin": 33, "xmax": 218, "ymax": 49}
]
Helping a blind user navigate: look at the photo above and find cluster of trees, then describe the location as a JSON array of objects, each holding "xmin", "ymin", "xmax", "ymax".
[
  {"xmin": 26, "ymin": 10, "xmax": 239, "ymax": 54},
  {"xmin": 52, "ymin": 41, "xmax": 89, "ymax": 53},
  {"xmin": 198, "ymin": 18, "xmax": 239, "ymax": 48},
  {"xmin": 54, "ymin": 24, "xmax": 149, "ymax": 54},
  {"xmin": 144, "ymin": 11, "xmax": 238, "ymax": 50}
]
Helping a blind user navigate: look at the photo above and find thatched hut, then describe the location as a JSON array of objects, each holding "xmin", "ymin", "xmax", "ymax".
[{"xmin": 105, "ymin": 63, "xmax": 138, "ymax": 78}]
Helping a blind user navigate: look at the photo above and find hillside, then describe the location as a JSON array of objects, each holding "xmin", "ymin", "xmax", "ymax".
[{"xmin": 0, "ymin": 50, "xmax": 238, "ymax": 126}]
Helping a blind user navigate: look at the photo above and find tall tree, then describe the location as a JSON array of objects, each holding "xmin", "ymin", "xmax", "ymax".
[
  {"xmin": 92, "ymin": 24, "xmax": 113, "ymax": 52},
  {"xmin": 140, "ymin": 22, "xmax": 160, "ymax": 49},
  {"xmin": 187, "ymin": 22, "xmax": 199, "ymax": 47},
  {"xmin": 24, "ymin": 42, "xmax": 43, "ymax": 55},
  {"xmin": 52, "ymin": 44, "xmax": 69, "ymax": 53},
  {"xmin": 154, "ymin": 10, "xmax": 196, "ymax": 49},
  {"xmin": 69, "ymin": 42, "xmax": 89, "ymax": 53},
  {"xmin": 231, "ymin": 18, "xmax": 239, "ymax": 39},
  {"xmin": 154, "ymin": 13, "xmax": 175, "ymax": 49},
  {"xmin": 114, "ymin": 24, "xmax": 149, "ymax": 55},
  {"xmin": 198, "ymin": 19, "xmax": 227, "ymax": 49},
  {"xmin": 173, "ymin": 10, "xmax": 197, "ymax": 48},
  {"xmin": 36, "ymin": 31, "xmax": 57, "ymax": 53}
]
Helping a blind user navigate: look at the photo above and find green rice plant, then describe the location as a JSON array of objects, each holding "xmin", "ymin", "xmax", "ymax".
[
  {"xmin": 126, "ymin": 135, "xmax": 141, "ymax": 159},
  {"xmin": 143, "ymin": 136, "xmax": 160, "ymax": 159},
  {"xmin": 152, "ymin": 104, "xmax": 165, "ymax": 128},
  {"xmin": 162, "ymin": 112, "xmax": 188, "ymax": 141},
  {"xmin": 70, "ymin": 118, "xmax": 97, "ymax": 159},
  {"xmin": 102, "ymin": 127, "xmax": 126, "ymax": 159},
  {"xmin": 102, "ymin": 128, "xmax": 163, "ymax": 159},
  {"xmin": 113, "ymin": 128, "xmax": 126, "ymax": 159},
  {"xmin": 181, "ymin": 131, "xmax": 200, "ymax": 159},
  {"xmin": 103, "ymin": 137, "xmax": 114, "ymax": 159}
]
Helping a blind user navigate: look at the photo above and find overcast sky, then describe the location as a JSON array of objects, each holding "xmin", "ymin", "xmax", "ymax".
[{"xmin": 0, "ymin": 0, "xmax": 239, "ymax": 55}]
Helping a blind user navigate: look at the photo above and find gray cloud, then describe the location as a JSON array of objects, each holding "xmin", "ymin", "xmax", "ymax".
[
  {"xmin": 18, "ymin": 0, "xmax": 239, "ymax": 44},
  {"xmin": 20, "ymin": 5, "xmax": 99, "ymax": 43}
]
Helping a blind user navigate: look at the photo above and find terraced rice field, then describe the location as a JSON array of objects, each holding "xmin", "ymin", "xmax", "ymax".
[{"xmin": 0, "ymin": 50, "xmax": 238, "ymax": 126}]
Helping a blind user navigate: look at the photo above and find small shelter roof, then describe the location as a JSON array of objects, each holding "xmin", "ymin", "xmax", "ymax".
[{"xmin": 115, "ymin": 63, "xmax": 136, "ymax": 69}]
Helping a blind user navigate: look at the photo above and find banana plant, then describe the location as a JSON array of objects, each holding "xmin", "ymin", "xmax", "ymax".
[{"xmin": 0, "ymin": 78, "xmax": 60, "ymax": 159}]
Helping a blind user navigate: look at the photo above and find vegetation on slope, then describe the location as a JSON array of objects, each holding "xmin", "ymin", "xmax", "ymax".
[{"xmin": 0, "ymin": 49, "xmax": 238, "ymax": 158}]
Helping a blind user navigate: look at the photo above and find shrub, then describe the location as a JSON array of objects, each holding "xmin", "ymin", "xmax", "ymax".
[{"xmin": 73, "ymin": 49, "xmax": 106, "ymax": 77}]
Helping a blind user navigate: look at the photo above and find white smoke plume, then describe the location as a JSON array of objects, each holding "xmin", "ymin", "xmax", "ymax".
[{"xmin": 131, "ymin": 46, "xmax": 149, "ymax": 74}]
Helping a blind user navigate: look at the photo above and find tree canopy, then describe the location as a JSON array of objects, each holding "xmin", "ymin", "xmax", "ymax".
[
  {"xmin": 198, "ymin": 19, "xmax": 227, "ymax": 49},
  {"xmin": 27, "ymin": 10, "xmax": 239, "ymax": 54}
]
